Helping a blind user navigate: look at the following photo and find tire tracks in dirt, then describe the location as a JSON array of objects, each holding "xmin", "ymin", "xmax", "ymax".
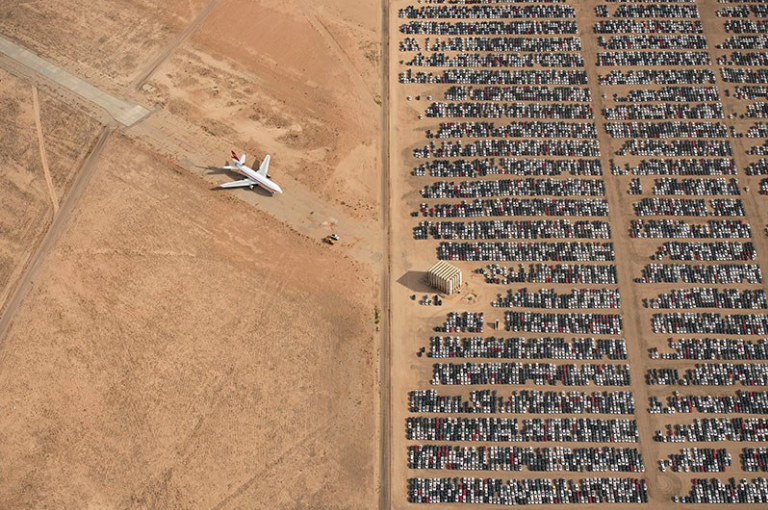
[
  {"xmin": 293, "ymin": 0, "xmax": 377, "ymax": 107},
  {"xmin": 116, "ymin": 366, "xmax": 235, "ymax": 510},
  {"xmin": 0, "ymin": 124, "xmax": 113, "ymax": 356},
  {"xmin": 130, "ymin": 0, "xmax": 225, "ymax": 91},
  {"xmin": 32, "ymin": 84, "xmax": 59, "ymax": 215},
  {"xmin": 208, "ymin": 423, "xmax": 331, "ymax": 510}
]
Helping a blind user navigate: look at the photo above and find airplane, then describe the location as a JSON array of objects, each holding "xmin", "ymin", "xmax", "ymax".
[{"xmin": 219, "ymin": 151, "xmax": 283, "ymax": 194}]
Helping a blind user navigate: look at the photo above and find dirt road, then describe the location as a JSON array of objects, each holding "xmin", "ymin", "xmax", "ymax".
[
  {"xmin": 0, "ymin": 35, "xmax": 148, "ymax": 126},
  {"xmin": 32, "ymin": 85, "xmax": 59, "ymax": 215},
  {"xmin": 130, "ymin": 0, "xmax": 225, "ymax": 91},
  {"xmin": 378, "ymin": 2, "xmax": 392, "ymax": 509},
  {"xmin": 0, "ymin": 125, "xmax": 112, "ymax": 353}
]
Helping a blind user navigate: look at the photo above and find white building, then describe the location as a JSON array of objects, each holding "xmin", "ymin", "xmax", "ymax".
[{"xmin": 428, "ymin": 261, "xmax": 462, "ymax": 295}]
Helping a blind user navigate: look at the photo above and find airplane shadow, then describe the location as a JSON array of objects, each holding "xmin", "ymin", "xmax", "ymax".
[{"xmin": 199, "ymin": 164, "xmax": 238, "ymax": 178}]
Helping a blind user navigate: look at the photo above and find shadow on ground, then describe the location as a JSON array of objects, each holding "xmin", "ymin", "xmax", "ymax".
[{"xmin": 396, "ymin": 270, "xmax": 434, "ymax": 293}]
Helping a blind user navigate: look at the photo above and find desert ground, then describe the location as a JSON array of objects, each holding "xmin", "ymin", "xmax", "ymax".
[
  {"xmin": 0, "ymin": 0, "xmax": 383, "ymax": 509},
  {"xmin": 0, "ymin": 133, "xmax": 377, "ymax": 509},
  {"xmin": 5, "ymin": 0, "xmax": 768, "ymax": 509},
  {"xmin": 0, "ymin": 68, "xmax": 101, "ymax": 330}
]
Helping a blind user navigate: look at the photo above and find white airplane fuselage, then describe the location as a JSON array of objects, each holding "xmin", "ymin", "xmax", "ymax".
[
  {"xmin": 220, "ymin": 152, "xmax": 282, "ymax": 194},
  {"xmin": 237, "ymin": 164, "xmax": 283, "ymax": 194}
]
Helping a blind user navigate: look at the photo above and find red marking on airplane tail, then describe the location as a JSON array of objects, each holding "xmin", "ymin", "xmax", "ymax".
[{"xmin": 231, "ymin": 150, "xmax": 239, "ymax": 163}]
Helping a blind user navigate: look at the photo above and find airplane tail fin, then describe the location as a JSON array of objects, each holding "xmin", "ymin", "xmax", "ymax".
[{"xmin": 230, "ymin": 150, "xmax": 246, "ymax": 166}]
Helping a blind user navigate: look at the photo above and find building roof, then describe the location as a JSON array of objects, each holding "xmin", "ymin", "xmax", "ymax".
[{"xmin": 429, "ymin": 261, "xmax": 462, "ymax": 281}]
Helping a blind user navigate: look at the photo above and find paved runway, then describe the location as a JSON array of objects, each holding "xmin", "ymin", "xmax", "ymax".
[{"xmin": 0, "ymin": 35, "xmax": 149, "ymax": 126}]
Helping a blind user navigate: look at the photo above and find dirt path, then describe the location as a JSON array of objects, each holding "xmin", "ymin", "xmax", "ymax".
[
  {"xmin": 293, "ymin": 0, "xmax": 377, "ymax": 106},
  {"xmin": 575, "ymin": 1, "xmax": 662, "ymax": 501},
  {"xmin": 130, "ymin": 0, "xmax": 225, "ymax": 91},
  {"xmin": 0, "ymin": 125, "xmax": 112, "ymax": 354},
  {"xmin": 377, "ymin": 1, "xmax": 392, "ymax": 509},
  {"xmin": 31, "ymin": 85, "xmax": 58, "ymax": 215}
]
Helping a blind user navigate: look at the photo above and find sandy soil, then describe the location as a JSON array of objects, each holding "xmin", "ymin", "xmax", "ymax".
[
  {"xmin": 0, "ymin": 70, "xmax": 47, "ymax": 298},
  {"xmin": 143, "ymin": 0, "xmax": 382, "ymax": 219},
  {"xmin": 0, "ymin": 0, "xmax": 384, "ymax": 232},
  {"xmin": 0, "ymin": 134, "xmax": 377, "ymax": 509},
  {"xmin": 0, "ymin": 68, "xmax": 100, "ymax": 313},
  {"xmin": 0, "ymin": 0, "xmax": 383, "ymax": 509},
  {"xmin": 0, "ymin": 0, "xmax": 209, "ymax": 91},
  {"xmin": 2, "ymin": 0, "xmax": 767, "ymax": 507},
  {"xmin": 36, "ymin": 92, "xmax": 103, "ymax": 199}
]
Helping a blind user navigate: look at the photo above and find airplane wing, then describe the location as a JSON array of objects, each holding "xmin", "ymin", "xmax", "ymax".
[
  {"xmin": 257, "ymin": 154, "xmax": 271, "ymax": 177},
  {"xmin": 219, "ymin": 179, "xmax": 254, "ymax": 189}
]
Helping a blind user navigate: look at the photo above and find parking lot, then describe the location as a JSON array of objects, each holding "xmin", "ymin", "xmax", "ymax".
[{"xmin": 391, "ymin": 0, "xmax": 768, "ymax": 506}]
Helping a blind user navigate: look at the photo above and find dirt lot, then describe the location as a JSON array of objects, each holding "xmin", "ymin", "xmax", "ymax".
[{"xmin": 0, "ymin": 134, "xmax": 377, "ymax": 509}]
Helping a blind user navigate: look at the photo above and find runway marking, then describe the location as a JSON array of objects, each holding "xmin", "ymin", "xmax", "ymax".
[
  {"xmin": 0, "ymin": 35, "xmax": 149, "ymax": 126},
  {"xmin": 31, "ymin": 85, "xmax": 58, "ymax": 215}
]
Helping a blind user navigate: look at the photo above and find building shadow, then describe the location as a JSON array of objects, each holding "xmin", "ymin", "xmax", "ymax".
[{"xmin": 396, "ymin": 270, "xmax": 434, "ymax": 293}]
